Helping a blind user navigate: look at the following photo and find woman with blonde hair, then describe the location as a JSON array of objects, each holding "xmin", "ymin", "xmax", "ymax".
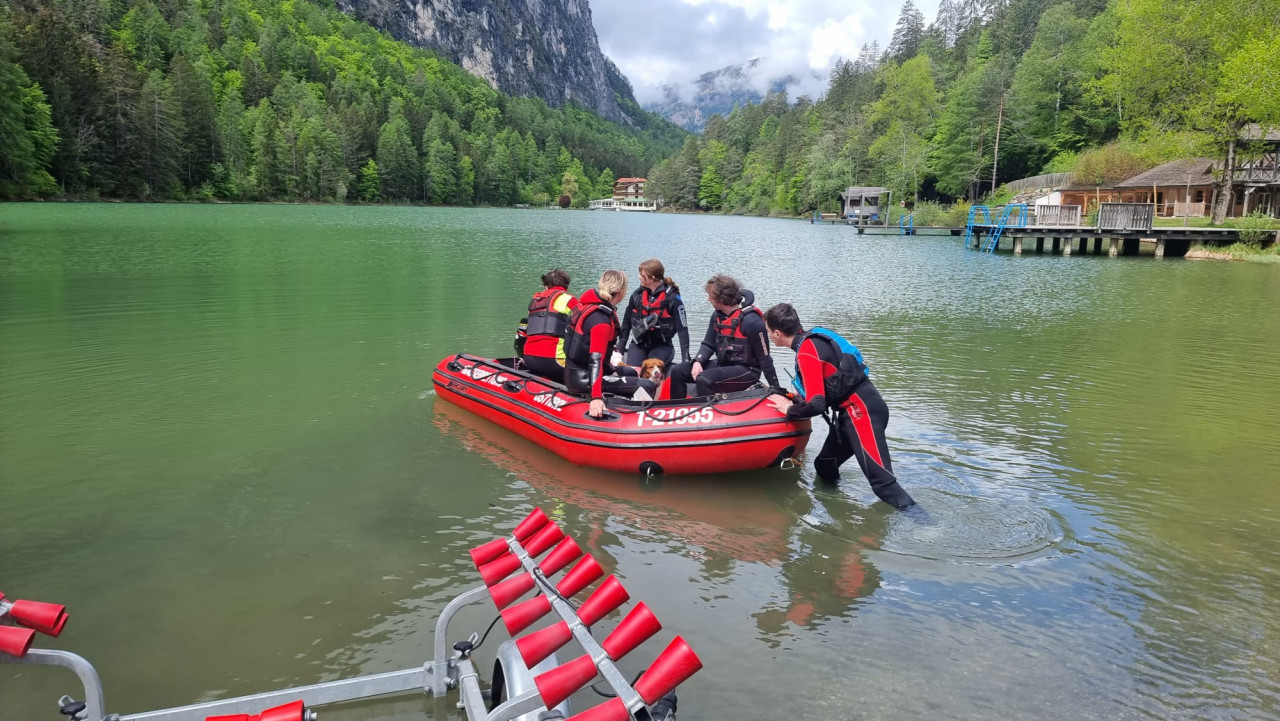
[
  {"xmin": 563, "ymin": 270, "xmax": 657, "ymax": 417},
  {"xmin": 617, "ymin": 258, "xmax": 691, "ymax": 366}
]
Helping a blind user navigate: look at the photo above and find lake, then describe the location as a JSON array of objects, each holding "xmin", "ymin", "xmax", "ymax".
[{"xmin": 2, "ymin": 203, "xmax": 1279, "ymax": 720}]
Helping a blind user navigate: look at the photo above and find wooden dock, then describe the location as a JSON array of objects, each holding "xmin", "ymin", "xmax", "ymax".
[{"xmin": 965, "ymin": 224, "xmax": 1247, "ymax": 257}]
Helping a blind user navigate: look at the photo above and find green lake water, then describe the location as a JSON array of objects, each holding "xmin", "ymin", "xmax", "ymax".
[{"xmin": 2, "ymin": 203, "xmax": 1279, "ymax": 720}]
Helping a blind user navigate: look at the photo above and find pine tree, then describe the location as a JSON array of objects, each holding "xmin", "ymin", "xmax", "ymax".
[
  {"xmin": 216, "ymin": 87, "xmax": 248, "ymax": 198},
  {"xmin": 484, "ymin": 141, "xmax": 517, "ymax": 204},
  {"xmin": 595, "ymin": 167, "xmax": 614, "ymax": 199},
  {"xmin": 697, "ymin": 140, "xmax": 728, "ymax": 210},
  {"xmin": 376, "ymin": 108, "xmax": 418, "ymax": 200},
  {"xmin": 116, "ymin": 1, "xmax": 171, "ymax": 72},
  {"xmin": 358, "ymin": 158, "xmax": 380, "ymax": 201},
  {"xmin": 0, "ymin": 18, "xmax": 59, "ymax": 198},
  {"xmin": 934, "ymin": 0, "xmax": 962, "ymax": 47},
  {"xmin": 137, "ymin": 69, "xmax": 184, "ymax": 197},
  {"xmin": 96, "ymin": 45, "xmax": 151, "ymax": 197},
  {"xmin": 249, "ymin": 97, "xmax": 281, "ymax": 198},
  {"xmin": 169, "ymin": 53, "xmax": 217, "ymax": 189},
  {"xmin": 14, "ymin": 7, "xmax": 104, "ymax": 193},
  {"xmin": 889, "ymin": 0, "xmax": 926, "ymax": 61},
  {"xmin": 424, "ymin": 138, "xmax": 456, "ymax": 204},
  {"xmin": 456, "ymin": 154, "xmax": 474, "ymax": 204}
]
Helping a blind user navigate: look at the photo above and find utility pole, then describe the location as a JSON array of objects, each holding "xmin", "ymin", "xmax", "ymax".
[{"xmin": 991, "ymin": 93, "xmax": 1004, "ymax": 197}]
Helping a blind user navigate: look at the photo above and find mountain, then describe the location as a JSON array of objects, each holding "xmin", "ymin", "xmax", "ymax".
[
  {"xmin": 333, "ymin": 0, "xmax": 638, "ymax": 124},
  {"xmin": 644, "ymin": 59, "xmax": 767, "ymax": 132}
]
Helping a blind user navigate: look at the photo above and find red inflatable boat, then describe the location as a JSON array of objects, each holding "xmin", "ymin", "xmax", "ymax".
[{"xmin": 432, "ymin": 354, "xmax": 811, "ymax": 475}]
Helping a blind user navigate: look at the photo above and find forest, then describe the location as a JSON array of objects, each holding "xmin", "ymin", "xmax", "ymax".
[
  {"xmin": 648, "ymin": 0, "xmax": 1280, "ymax": 221},
  {"xmin": 0, "ymin": 0, "xmax": 686, "ymax": 204},
  {"xmin": 3, "ymin": 0, "xmax": 1278, "ymax": 215}
]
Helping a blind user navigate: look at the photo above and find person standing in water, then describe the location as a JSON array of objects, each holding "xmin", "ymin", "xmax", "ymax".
[{"xmin": 763, "ymin": 303, "xmax": 916, "ymax": 510}]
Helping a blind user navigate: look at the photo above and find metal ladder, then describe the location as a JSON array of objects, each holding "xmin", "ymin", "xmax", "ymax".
[
  {"xmin": 964, "ymin": 205, "xmax": 992, "ymax": 249},
  {"xmin": 981, "ymin": 204, "xmax": 1029, "ymax": 253},
  {"xmin": 898, "ymin": 212, "xmax": 915, "ymax": 235}
]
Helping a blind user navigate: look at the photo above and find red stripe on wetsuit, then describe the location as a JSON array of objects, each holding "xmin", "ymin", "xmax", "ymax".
[{"xmin": 788, "ymin": 335, "xmax": 884, "ymax": 467}]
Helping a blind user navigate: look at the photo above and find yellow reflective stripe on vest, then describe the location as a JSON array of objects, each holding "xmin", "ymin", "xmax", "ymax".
[{"xmin": 551, "ymin": 292, "xmax": 573, "ymax": 314}]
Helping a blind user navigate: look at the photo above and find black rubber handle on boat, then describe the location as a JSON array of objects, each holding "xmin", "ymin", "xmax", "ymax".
[{"xmin": 584, "ymin": 411, "xmax": 620, "ymax": 422}]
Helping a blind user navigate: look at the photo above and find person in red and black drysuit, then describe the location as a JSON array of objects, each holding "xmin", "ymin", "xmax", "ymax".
[
  {"xmin": 667, "ymin": 275, "xmax": 779, "ymax": 399},
  {"xmin": 763, "ymin": 303, "xmax": 915, "ymax": 510},
  {"xmin": 617, "ymin": 258, "xmax": 691, "ymax": 366},
  {"xmin": 520, "ymin": 269, "xmax": 578, "ymax": 382},
  {"xmin": 564, "ymin": 270, "xmax": 657, "ymax": 418}
]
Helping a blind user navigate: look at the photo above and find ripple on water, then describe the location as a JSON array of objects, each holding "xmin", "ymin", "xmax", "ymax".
[{"xmin": 879, "ymin": 490, "xmax": 1070, "ymax": 565}]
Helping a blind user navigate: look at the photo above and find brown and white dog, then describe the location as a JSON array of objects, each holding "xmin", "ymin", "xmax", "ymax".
[{"xmin": 638, "ymin": 358, "xmax": 666, "ymax": 383}]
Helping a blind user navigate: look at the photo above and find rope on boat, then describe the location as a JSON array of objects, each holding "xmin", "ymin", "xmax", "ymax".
[{"xmin": 450, "ymin": 355, "xmax": 779, "ymax": 421}]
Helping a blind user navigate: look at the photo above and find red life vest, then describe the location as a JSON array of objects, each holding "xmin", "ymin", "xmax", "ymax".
[
  {"xmin": 629, "ymin": 285, "xmax": 677, "ymax": 346},
  {"xmin": 564, "ymin": 293, "xmax": 619, "ymax": 366},
  {"xmin": 714, "ymin": 306, "xmax": 762, "ymax": 366},
  {"xmin": 526, "ymin": 287, "xmax": 571, "ymax": 339}
]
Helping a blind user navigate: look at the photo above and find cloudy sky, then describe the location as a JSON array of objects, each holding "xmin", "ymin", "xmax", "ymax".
[{"xmin": 591, "ymin": 0, "xmax": 942, "ymax": 106}]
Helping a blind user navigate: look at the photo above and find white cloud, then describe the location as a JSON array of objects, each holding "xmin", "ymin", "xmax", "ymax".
[{"xmin": 591, "ymin": 0, "xmax": 942, "ymax": 106}]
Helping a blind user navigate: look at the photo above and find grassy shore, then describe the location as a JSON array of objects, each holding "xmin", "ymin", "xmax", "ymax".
[
  {"xmin": 1153, "ymin": 216, "xmax": 1280, "ymax": 229},
  {"xmin": 1186, "ymin": 241, "xmax": 1280, "ymax": 263}
]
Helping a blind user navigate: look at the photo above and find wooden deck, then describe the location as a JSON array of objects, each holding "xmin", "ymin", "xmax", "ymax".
[
  {"xmin": 965, "ymin": 224, "xmax": 1251, "ymax": 257},
  {"xmin": 808, "ymin": 217, "xmax": 1275, "ymax": 258}
]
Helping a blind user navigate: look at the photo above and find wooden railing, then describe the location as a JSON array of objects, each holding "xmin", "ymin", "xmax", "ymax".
[
  {"xmin": 1098, "ymin": 203, "xmax": 1154, "ymax": 231},
  {"xmin": 1033, "ymin": 204, "xmax": 1082, "ymax": 226},
  {"xmin": 1169, "ymin": 202, "xmax": 1207, "ymax": 217}
]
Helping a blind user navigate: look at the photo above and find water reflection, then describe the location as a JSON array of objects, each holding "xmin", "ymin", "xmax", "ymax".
[
  {"xmin": 432, "ymin": 401, "xmax": 894, "ymax": 644},
  {"xmin": 5, "ymin": 206, "xmax": 1280, "ymax": 720}
]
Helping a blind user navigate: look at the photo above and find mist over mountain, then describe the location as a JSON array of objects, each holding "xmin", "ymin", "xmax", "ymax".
[{"xmin": 643, "ymin": 58, "xmax": 816, "ymax": 131}]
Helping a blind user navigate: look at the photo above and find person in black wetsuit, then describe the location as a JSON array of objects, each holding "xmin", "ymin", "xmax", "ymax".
[
  {"xmin": 763, "ymin": 303, "xmax": 915, "ymax": 510},
  {"xmin": 563, "ymin": 270, "xmax": 658, "ymax": 418},
  {"xmin": 616, "ymin": 258, "xmax": 691, "ymax": 367},
  {"xmin": 667, "ymin": 274, "xmax": 779, "ymax": 399}
]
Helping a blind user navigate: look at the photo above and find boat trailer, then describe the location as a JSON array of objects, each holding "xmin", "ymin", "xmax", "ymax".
[{"xmin": 2, "ymin": 507, "xmax": 702, "ymax": 721}]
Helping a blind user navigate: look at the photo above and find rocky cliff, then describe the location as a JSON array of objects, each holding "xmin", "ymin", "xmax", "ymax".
[{"xmin": 333, "ymin": 0, "xmax": 637, "ymax": 123}]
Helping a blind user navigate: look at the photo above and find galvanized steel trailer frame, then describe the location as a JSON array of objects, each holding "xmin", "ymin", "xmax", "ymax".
[{"xmin": 3, "ymin": 510, "xmax": 690, "ymax": 721}]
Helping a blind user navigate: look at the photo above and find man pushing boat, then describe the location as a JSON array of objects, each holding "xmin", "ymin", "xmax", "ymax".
[{"xmin": 763, "ymin": 303, "xmax": 916, "ymax": 510}]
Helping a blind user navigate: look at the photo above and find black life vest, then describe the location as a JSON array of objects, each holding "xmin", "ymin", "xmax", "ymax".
[
  {"xmin": 630, "ymin": 285, "xmax": 678, "ymax": 346},
  {"xmin": 525, "ymin": 287, "xmax": 570, "ymax": 339},
  {"xmin": 564, "ymin": 297, "xmax": 619, "ymax": 366},
  {"xmin": 795, "ymin": 331, "xmax": 868, "ymax": 408},
  {"xmin": 714, "ymin": 306, "xmax": 762, "ymax": 366}
]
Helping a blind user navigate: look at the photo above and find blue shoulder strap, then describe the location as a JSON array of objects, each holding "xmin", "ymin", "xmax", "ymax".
[
  {"xmin": 807, "ymin": 327, "xmax": 869, "ymax": 376},
  {"xmin": 792, "ymin": 328, "xmax": 872, "ymax": 397}
]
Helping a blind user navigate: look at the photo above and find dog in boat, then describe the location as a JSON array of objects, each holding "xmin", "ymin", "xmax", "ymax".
[{"xmin": 638, "ymin": 358, "xmax": 666, "ymax": 383}]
